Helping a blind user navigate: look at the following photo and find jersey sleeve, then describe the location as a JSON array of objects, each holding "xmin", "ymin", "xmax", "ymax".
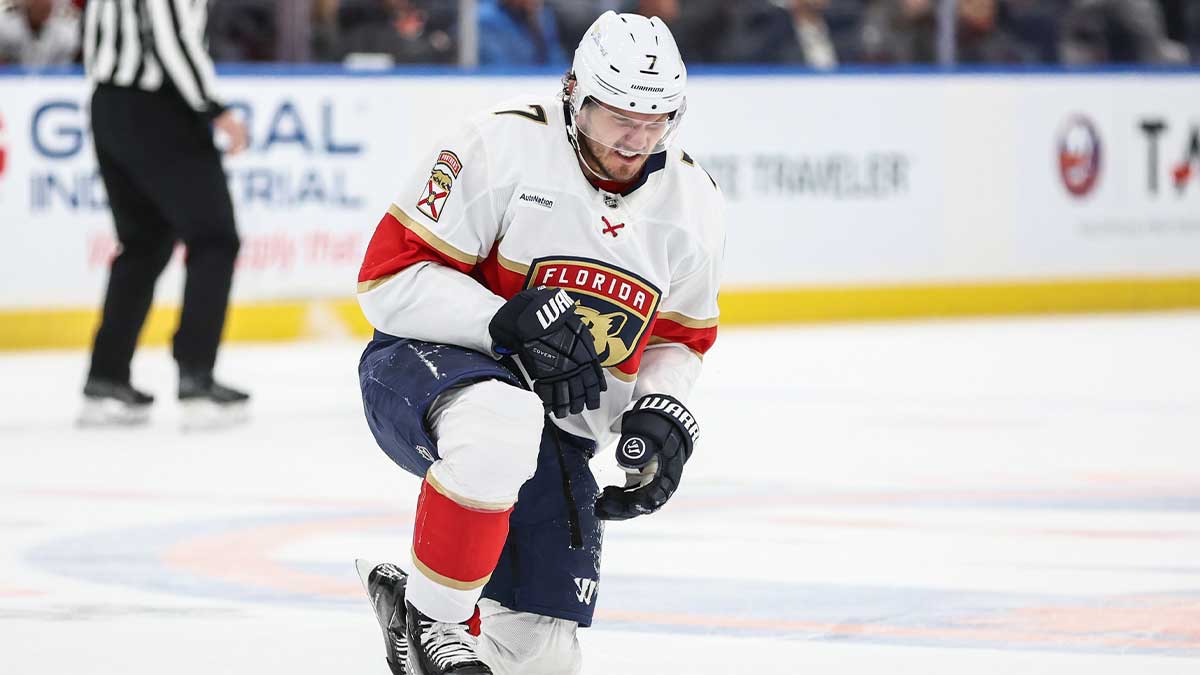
[
  {"xmin": 632, "ymin": 343, "xmax": 703, "ymax": 404},
  {"xmin": 647, "ymin": 210, "xmax": 724, "ymax": 358},
  {"xmin": 357, "ymin": 123, "xmax": 507, "ymax": 354},
  {"xmin": 359, "ymin": 124, "xmax": 500, "ymax": 285},
  {"xmin": 633, "ymin": 184, "xmax": 724, "ymax": 404}
]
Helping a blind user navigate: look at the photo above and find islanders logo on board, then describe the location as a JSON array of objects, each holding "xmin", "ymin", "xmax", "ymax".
[
  {"xmin": 525, "ymin": 257, "xmax": 662, "ymax": 368},
  {"xmin": 1058, "ymin": 115, "xmax": 1102, "ymax": 198}
]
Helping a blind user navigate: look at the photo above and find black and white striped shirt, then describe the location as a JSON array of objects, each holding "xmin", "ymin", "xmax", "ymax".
[{"xmin": 83, "ymin": 0, "xmax": 225, "ymax": 118}]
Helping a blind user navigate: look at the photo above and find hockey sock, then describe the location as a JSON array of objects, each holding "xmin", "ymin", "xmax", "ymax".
[{"xmin": 408, "ymin": 473, "xmax": 513, "ymax": 622}]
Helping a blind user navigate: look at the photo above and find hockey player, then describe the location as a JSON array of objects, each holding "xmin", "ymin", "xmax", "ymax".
[{"xmin": 354, "ymin": 11, "xmax": 723, "ymax": 674}]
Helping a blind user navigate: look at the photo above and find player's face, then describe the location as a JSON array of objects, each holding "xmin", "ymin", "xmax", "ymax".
[{"xmin": 576, "ymin": 100, "xmax": 671, "ymax": 182}]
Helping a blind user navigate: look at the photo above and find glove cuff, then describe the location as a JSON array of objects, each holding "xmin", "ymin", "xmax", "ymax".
[
  {"xmin": 620, "ymin": 394, "xmax": 699, "ymax": 466},
  {"xmin": 628, "ymin": 394, "xmax": 699, "ymax": 443}
]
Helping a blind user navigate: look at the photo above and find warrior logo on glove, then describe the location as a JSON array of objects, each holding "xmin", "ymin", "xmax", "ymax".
[
  {"xmin": 596, "ymin": 393, "xmax": 700, "ymax": 521},
  {"xmin": 619, "ymin": 437, "xmax": 647, "ymax": 462},
  {"xmin": 525, "ymin": 257, "xmax": 662, "ymax": 375}
]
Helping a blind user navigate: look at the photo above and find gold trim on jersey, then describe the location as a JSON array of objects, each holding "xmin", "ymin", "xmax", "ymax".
[
  {"xmin": 411, "ymin": 549, "xmax": 492, "ymax": 591},
  {"xmin": 647, "ymin": 336, "xmax": 705, "ymax": 359},
  {"xmin": 388, "ymin": 204, "xmax": 480, "ymax": 267},
  {"xmin": 425, "ymin": 471, "xmax": 514, "ymax": 512},
  {"xmin": 356, "ymin": 273, "xmax": 397, "ymax": 294},
  {"xmin": 656, "ymin": 311, "xmax": 719, "ymax": 329},
  {"xmin": 607, "ymin": 367, "xmax": 637, "ymax": 383},
  {"xmin": 498, "ymin": 253, "xmax": 529, "ymax": 276}
]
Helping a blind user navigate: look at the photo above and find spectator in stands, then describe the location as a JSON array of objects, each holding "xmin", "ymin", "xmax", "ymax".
[
  {"xmin": 208, "ymin": 0, "xmax": 277, "ymax": 62},
  {"xmin": 477, "ymin": 0, "xmax": 567, "ymax": 66},
  {"xmin": 1187, "ymin": 1, "xmax": 1200, "ymax": 63},
  {"xmin": 0, "ymin": 0, "xmax": 79, "ymax": 67},
  {"xmin": 1001, "ymin": 0, "xmax": 1070, "ymax": 63},
  {"xmin": 818, "ymin": 0, "xmax": 870, "ymax": 63},
  {"xmin": 616, "ymin": 0, "xmax": 713, "ymax": 64},
  {"xmin": 549, "ymin": 0, "xmax": 619, "ymax": 54},
  {"xmin": 861, "ymin": 0, "xmax": 1036, "ymax": 64},
  {"xmin": 312, "ymin": 0, "xmax": 455, "ymax": 64},
  {"xmin": 1156, "ymin": 0, "xmax": 1196, "ymax": 60},
  {"xmin": 1059, "ymin": 0, "xmax": 1189, "ymax": 64},
  {"xmin": 697, "ymin": 0, "xmax": 790, "ymax": 63},
  {"xmin": 626, "ymin": 0, "xmax": 680, "ymax": 26},
  {"xmin": 782, "ymin": 0, "xmax": 841, "ymax": 68},
  {"xmin": 702, "ymin": 0, "xmax": 838, "ymax": 67}
]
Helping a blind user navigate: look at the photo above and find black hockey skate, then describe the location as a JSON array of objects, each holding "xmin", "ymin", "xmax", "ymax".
[
  {"xmin": 406, "ymin": 599, "xmax": 491, "ymax": 675},
  {"xmin": 356, "ymin": 560, "xmax": 412, "ymax": 675},
  {"xmin": 78, "ymin": 377, "xmax": 154, "ymax": 426},
  {"xmin": 178, "ymin": 371, "xmax": 249, "ymax": 430}
]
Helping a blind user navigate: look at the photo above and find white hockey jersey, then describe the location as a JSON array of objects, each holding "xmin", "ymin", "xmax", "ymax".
[{"xmin": 357, "ymin": 95, "xmax": 725, "ymax": 446}]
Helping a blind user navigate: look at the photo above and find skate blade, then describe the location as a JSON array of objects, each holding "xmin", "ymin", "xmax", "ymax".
[
  {"xmin": 355, "ymin": 558, "xmax": 379, "ymax": 593},
  {"xmin": 77, "ymin": 399, "xmax": 151, "ymax": 428},
  {"xmin": 180, "ymin": 399, "xmax": 249, "ymax": 431}
]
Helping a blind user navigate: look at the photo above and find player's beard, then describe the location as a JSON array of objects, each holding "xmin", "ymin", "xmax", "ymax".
[{"xmin": 577, "ymin": 135, "xmax": 648, "ymax": 184}]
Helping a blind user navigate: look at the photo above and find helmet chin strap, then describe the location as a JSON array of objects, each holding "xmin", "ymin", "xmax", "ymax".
[
  {"xmin": 577, "ymin": 143, "xmax": 615, "ymax": 182},
  {"xmin": 565, "ymin": 97, "xmax": 646, "ymax": 190},
  {"xmin": 568, "ymin": 115, "xmax": 617, "ymax": 182}
]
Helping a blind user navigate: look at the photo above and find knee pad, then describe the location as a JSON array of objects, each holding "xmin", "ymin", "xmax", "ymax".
[{"xmin": 427, "ymin": 380, "xmax": 545, "ymax": 505}]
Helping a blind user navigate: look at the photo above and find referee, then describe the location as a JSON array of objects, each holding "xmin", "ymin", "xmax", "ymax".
[{"xmin": 79, "ymin": 0, "xmax": 249, "ymax": 428}]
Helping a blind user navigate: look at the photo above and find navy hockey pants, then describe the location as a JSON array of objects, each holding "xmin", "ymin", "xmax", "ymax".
[{"xmin": 358, "ymin": 332, "xmax": 605, "ymax": 626}]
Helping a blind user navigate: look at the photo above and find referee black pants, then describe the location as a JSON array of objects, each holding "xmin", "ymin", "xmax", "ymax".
[{"xmin": 88, "ymin": 84, "xmax": 239, "ymax": 384}]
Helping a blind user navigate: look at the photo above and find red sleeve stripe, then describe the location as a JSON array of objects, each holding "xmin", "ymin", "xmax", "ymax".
[
  {"xmin": 386, "ymin": 205, "xmax": 480, "ymax": 266},
  {"xmin": 357, "ymin": 206, "xmax": 477, "ymax": 289},
  {"xmin": 649, "ymin": 316, "xmax": 719, "ymax": 356}
]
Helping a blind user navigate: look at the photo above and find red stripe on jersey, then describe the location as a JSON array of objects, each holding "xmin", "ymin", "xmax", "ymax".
[
  {"xmin": 359, "ymin": 211, "xmax": 473, "ymax": 284},
  {"xmin": 649, "ymin": 316, "xmax": 719, "ymax": 356},
  {"xmin": 411, "ymin": 478, "xmax": 513, "ymax": 586},
  {"xmin": 473, "ymin": 245, "xmax": 527, "ymax": 301},
  {"xmin": 614, "ymin": 333, "xmax": 652, "ymax": 377}
]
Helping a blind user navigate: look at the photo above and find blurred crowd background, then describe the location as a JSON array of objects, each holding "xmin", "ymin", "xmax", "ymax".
[{"xmin": 2, "ymin": 0, "xmax": 1198, "ymax": 69}]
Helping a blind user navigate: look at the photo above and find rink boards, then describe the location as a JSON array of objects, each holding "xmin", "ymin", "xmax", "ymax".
[{"xmin": 1, "ymin": 67, "xmax": 1199, "ymax": 347}]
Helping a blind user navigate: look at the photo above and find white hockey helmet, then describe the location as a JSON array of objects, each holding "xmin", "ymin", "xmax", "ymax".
[{"xmin": 567, "ymin": 11, "xmax": 687, "ymax": 156}]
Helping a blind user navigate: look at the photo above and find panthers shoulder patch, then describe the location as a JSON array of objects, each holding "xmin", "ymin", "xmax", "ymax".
[{"xmin": 415, "ymin": 150, "xmax": 462, "ymax": 222}]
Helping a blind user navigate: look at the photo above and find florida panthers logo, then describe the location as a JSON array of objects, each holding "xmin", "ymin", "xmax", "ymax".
[
  {"xmin": 575, "ymin": 305, "xmax": 631, "ymax": 364},
  {"xmin": 525, "ymin": 257, "xmax": 662, "ymax": 374}
]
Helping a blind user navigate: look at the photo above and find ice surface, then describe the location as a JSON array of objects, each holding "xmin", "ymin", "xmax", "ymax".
[{"xmin": 1, "ymin": 313, "xmax": 1198, "ymax": 673}]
